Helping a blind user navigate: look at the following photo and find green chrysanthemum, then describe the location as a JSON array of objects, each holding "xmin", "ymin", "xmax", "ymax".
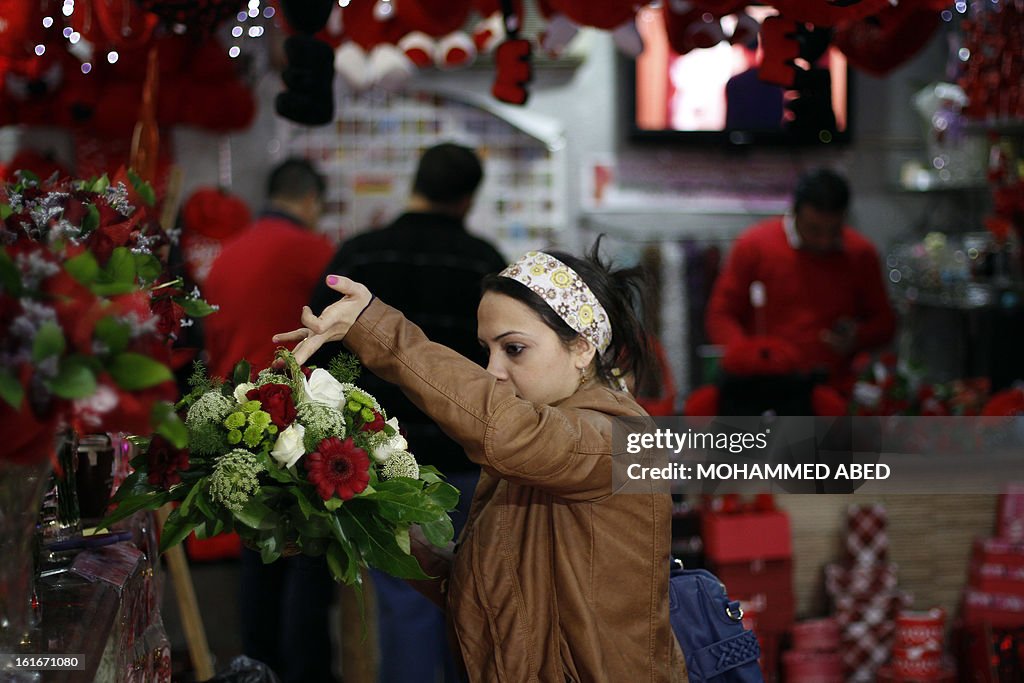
[
  {"xmin": 297, "ymin": 402, "xmax": 347, "ymax": 452},
  {"xmin": 381, "ymin": 451, "xmax": 419, "ymax": 480},
  {"xmin": 224, "ymin": 412, "xmax": 246, "ymax": 429},
  {"xmin": 227, "ymin": 429, "xmax": 242, "ymax": 445},
  {"xmin": 343, "ymin": 385, "xmax": 381, "ymax": 413},
  {"xmin": 240, "ymin": 399, "xmax": 262, "ymax": 414},
  {"xmin": 243, "ymin": 424, "xmax": 266, "ymax": 449},
  {"xmin": 248, "ymin": 410, "xmax": 272, "ymax": 431},
  {"xmin": 209, "ymin": 449, "xmax": 265, "ymax": 512}
]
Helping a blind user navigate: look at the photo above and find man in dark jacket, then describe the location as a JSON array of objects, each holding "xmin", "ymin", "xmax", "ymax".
[{"xmin": 307, "ymin": 142, "xmax": 506, "ymax": 683}]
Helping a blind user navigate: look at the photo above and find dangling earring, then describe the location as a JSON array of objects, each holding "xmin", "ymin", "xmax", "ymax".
[{"xmin": 579, "ymin": 368, "xmax": 588, "ymax": 386}]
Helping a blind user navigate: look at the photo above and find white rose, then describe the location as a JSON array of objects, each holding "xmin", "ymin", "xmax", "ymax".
[
  {"xmin": 271, "ymin": 423, "xmax": 306, "ymax": 468},
  {"xmin": 303, "ymin": 368, "xmax": 346, "ymax": 408},
  {"xmin": 371, "ymin": 418, "xmax": 409, "ymax": 463},
  {"xmin": 234, "ymin": 382, "xmax": 256, "ymax": 404}
]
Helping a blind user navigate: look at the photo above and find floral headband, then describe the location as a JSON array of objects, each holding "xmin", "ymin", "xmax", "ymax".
[{"xmin": 499, "ymin": 251, "xmax": 612, "ymax": 354}]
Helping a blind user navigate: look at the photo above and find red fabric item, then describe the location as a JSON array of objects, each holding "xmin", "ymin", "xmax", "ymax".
[
  {"xmin": 982, "ymin": 388, "xmax": 1024, "ymax": 416},
  {"xmin": 683, "ymin": 384, "xmax": 719, "ymax": 417},
  {"xmin": 812, "ymin": 384, "xmax": 848, "ymax": 416},
  {"xmin": 705, "ymin": 217, "xmax": 895, "ymax": 387},
  {"xmin": 491, "ymin": 38, "xmax": 532, "ymax": 105},
  {"xmin": 395, "ymin": 0, "xmax": 473, "ymax": 37},
  {"xmin": 702, "ymin": 510, "xmax": 792, "ymax": 563},
  {"xmin": 182, "ymin": 187, "xmax": 252, "ymax": 240},
  {"xmin": 186, "ymin": 532, "xmax": 242, "ymax": 561},
  {"xmin": 202, "ymin": 215, "xmax": 334, "ymax": 379},
  {"xmin": 543, "ymin": 0, "xmax": 634, "ymax": 30},
  {"xmin": 720, "ymin": 336, "xmax": 800, "ymax": 376}
]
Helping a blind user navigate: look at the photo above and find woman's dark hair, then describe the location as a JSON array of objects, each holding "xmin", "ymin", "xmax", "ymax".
[{"xmin": 481, "ymin": 236, "xmax": 653, "ymax": 388}]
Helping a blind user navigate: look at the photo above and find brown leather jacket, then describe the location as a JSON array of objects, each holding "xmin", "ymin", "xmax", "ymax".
[{"xmin": 346, "ymin": 300, "xmax": 688, "ymax": 682}]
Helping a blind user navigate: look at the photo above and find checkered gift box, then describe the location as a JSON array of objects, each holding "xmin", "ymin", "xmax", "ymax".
[
  {"xmin": 841, "ymin": 619, "xmax": 897, "ymax": 682},
  {"xmin": 834, "ymin": 590, "xmax": 913, "ymax": 629},
  {"xmin": 846, "ymin": 504, "xmax": 888, "ymax": 565},
  {"xmin": 825, "ymin": 562, "xmax": 899, "ymax": 601}
]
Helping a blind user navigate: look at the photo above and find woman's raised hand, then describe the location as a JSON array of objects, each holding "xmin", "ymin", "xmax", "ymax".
[{"xmin": 273, "ymin": 275, "xmax": 373, "ymax": 365}]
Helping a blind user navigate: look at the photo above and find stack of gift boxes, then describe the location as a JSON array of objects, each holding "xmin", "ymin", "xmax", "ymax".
[
  {"xmin": 824, "ymin": 504, "xmax": 913, "ymax": 682},
  {"xmin": 701, "ymin": 499, "xmax": 794, "ymax": 681},
  {"xmin": 877, "ymin": 609, "xmax": 955, "ymax": 682},
  {"xmin": 955, "ymin": 483, "xmax": 1024, "ymax": 679},
  {"xmin": 783, "ymin": 617, "xmax": 843, "ymax": 682}
]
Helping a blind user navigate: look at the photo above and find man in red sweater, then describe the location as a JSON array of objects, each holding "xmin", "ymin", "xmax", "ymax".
[
  {"xmin": 706, "ymin": 168, "xmax": 895, "ymax": 388},
  {"xmin": 201, "ymin": 158, "xmax": 337, "ymax": 683},
  {"xmin": 203, "ymin": 158, "xmax": 334, "ymax": 380}
]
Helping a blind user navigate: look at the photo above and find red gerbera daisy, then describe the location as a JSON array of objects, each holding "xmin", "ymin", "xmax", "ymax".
[{"xmin": 305, "ymin": 436, "xmax": 370, "ymax": 501}]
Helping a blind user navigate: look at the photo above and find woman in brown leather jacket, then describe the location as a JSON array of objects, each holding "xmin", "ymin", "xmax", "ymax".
[{"xmin": 276, "ymin": 245, "xmax": 688, "ymax": 682}]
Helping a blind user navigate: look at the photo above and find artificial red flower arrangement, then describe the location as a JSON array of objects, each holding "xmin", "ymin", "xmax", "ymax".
[
  {"xmin": 100, "ymin": 350, "xmax": 458, "ymax": 587},
  {"xmin": 0, "ymin": 169, "xmax": 213, "ymax": 465}
]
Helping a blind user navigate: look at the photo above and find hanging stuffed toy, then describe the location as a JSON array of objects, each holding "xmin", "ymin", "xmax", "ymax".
[
  {"xmin": 331, "ymin": 0, "xmax": 415, "ymax": 92},
  {"xmin": 471, "ymin": 0, "xmax": 523, "ymax": 54},
  {"xmin": 833, "ymin": 1, "xmax": 944, "ymax": 76},
  {"xmin": 136, "ymin": 0, "xmax": 245, "ymax": 34},
  {"xmin": 662, "ymin": 1, "xmax": 748, "ymax": 56},
  {"xmin": 771, "ymin": 0, "xmax": 892, "ymax": 28},
  {"xmin": 491, "ymin": 0, "xmax": 532, "ymax": 105},
  {"xmin": 538, "ymin": 0, "xmax": 644, "ymax": 57},
  {"xmin": 276, "ymin": 0, "xmax": 335, "ymax": 125},
  {"xmin": 180, "ymin": 187, "xmax": 252, "ymax": 285}
]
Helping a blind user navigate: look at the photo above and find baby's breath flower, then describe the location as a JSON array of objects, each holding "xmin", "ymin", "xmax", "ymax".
[
  {"xmin": 381, "ymin": 451, "xmax": 419, "ymax": 481},
  {"xmin": 105, "ymin": 182, "xmax": 134, "ymax": 216},
  {"xmin": 297, "ymin": 402, "xmax": 346, "ymax": 452},
  {"xmin": 187, "ymin": 391, "xmax": 235, "ymax": 427},
  {"xmin": 256, "ymin": 370, "xmax": 290, "ymax": 387},
  {"xmin": 209, "ymin": 449, "xmax": 264, "ymax": 511}
]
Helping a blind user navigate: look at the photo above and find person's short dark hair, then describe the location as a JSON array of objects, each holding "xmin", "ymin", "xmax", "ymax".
[
  {"xmin": 482, "ymin": 237, "xmax": 653, "ymax": 388},
  {"xmin": 412, "ymin": 143, "xmax": 483, "ymax": 204},
  {"xmin": 267, "ymin": 158, "xmax": 326, "ymax": 201},
  {"xmin": 793, "ymin": 167, "xmax": 850, "ymax": 214}
]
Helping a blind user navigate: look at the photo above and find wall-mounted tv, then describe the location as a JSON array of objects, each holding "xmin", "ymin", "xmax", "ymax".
[{"xmin": 630, "ymin": 6, "xmax": 851, "ymax": 146}]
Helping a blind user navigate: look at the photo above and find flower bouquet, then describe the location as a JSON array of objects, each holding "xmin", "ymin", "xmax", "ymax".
[
  {"xmin": 0, "ymin": 169, "xmax": 213, "ymax": 464},
  {"xmin": 100, "ymin": 350, "xmax": 459, "ymax": 585}
]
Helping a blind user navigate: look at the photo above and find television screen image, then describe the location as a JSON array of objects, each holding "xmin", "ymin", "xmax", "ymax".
[{"xmin": 632, "ymin": 6, "xmax": 850, "ymax": 145}]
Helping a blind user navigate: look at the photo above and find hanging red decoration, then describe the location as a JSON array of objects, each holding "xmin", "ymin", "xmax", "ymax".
[
  {"xmin": 541, "ymin": 0, "xmax": 635, "ymax": 31},
  {"xmin": 393, "ymin": 0, "xmax": 474, "ymax": 38},
  {"xmin": 71, "ymin": 0, "xmax": 158, "ymax": 51},
  {"xmin": 833, "ymin": 1, "xmax": 942, "ymax": 76},
  {"xmin": 134, "ymin": 0, "xmax": 245, "ymax": 34},
  {"xmin": 772, "ymin": 0, "xmax": 891, "ymax": 28}
]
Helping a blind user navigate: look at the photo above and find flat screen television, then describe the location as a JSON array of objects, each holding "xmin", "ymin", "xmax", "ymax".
[{"xmin": 630, "ymin": 6, "xmax": 851, "ymax": 146}]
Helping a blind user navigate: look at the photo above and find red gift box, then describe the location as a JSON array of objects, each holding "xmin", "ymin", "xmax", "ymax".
[
  {"xmin": 702, "ymin": 511, "xmax": 792, "ymax": 564},
  {"xmin": 895, "ymin": 608, "xmax": 946, "ymax": 651},
  {"xmin": 792, "ymin": 617, "xmax": 840, "ymax": 652},
  {"xmin": 783, "ymin": 650, "xmax": 843, "ymax": 682},
  {"xmin": 712, "ymin": 558, "xmax": 794, "ymax": 632},
  {"xmin": 973, "ymin": 538, "xmax": 1024, "ymax": 569},
  {"xmin": 963, "ymin": 589, "xmax": 1024, "ymax": 628},
  {"xmin": 997, "ymin": 483, "xmax": 1024, "ymax": 541},
  {"xmin": 876, "ymin": 662, "xmax": 956, "ymax": 682},
  {"xmin": 970, "ymin": 561, "xmax": 1024, "ymax": 595},
  {"xmin": 891, "ymin": 645, "xmax": 941, "ymax": 678}
]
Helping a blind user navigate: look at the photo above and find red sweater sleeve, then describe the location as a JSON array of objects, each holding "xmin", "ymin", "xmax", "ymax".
[
  {"xmin": 852, "ymin": 244, "xmax": 896, "ymax": 351},
  {"xmin": 705, "ymin": 233, "xmax": 758, "ymax": 346}
]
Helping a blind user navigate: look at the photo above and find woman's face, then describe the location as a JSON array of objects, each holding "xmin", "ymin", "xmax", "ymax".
[{"xmin": 477, "ymin": 291, "xmax": 594, "ymax": 405}]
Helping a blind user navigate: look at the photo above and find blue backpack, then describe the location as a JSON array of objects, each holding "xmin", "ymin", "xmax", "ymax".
[{"xmin": 668, "ymin": 562, "xmax": 764, "ymax": 682}]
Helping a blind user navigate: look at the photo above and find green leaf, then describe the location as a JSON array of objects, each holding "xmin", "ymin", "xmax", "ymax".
[
  {"xmin": 94, "ymin": 316, "xmax": 132, "ymax": 355},
  {"xmin": 194, "ymin": 490, "xmax": 216, "ymax": 520},
  {"xmin": 127, "ymin": 169, "xmax": 156, "ymax": 207},
  {"xmin": 64, "ymin": 251, "xmax": 100, "ymax": 285},
  {"xmin": 339, "ymin": 507, "xmax": 429, "ymax": 580},
  {"xmin": 17, "ymin": 169, "xmax": 40, "ymax": 184},
  {"xmin": 424, "ymin": 481, "xmax": 460, "ymax": 511},
  {"xmin": 178, "ymin": 297, "xmax": 217, "ymax": 318},
  {"xmin": 290, "ymin": 486, "xmax": 318, "ymax": 520},
  {"xmin": 0, "ymin": 249, "xmax": 22, "ymax": 296},
  {"xmin": 82, "ymin": 203, "xmax": 100, "ymax": 234},
  {"xmin": 324, "ymin": 497, "xmax": 343, "ymax": 512},
  {"xmin": 365, "ymin": 488, "xmax": 446, "ymax": 524},
  {"xmin": 98, "ymin": 492, "xmax": 169, "ymax": 530},
  {"xmin": 178, "ymin": 478, "xmax": 204, "ymax": 518},
  {"xmin": 49, "ymin": 355, "xmax": 97, "ymax": 399},
  {"xmin": 418, "ymin": 465, "xmax": 445, "ymax": 485},
  {"xmin": 0, "ymin": 204, "xmax": 12, "ymax": 220},
  {"xmin": 232, "ymin": 360, "xmax": 252, "ymax": 387},
  {"xmin": 133, "ymin": 252, "xmax": 162, "ymax": 283},
  {"xmin": 394, "ymin": 526, "xmax": 411, "ymax": 554},
  {"xmin": 419, "ymin": 517, "xmax": 455, "ymax": 548},
  {"xmin": 105, "ymin": 247, "xmax": 136, "ymax": 285},
  {"xmin": 233, "ymin": 496, "xmax": 280, "ymax": 530},
  {"xmin": 109, "ymin": 470, "xmax": 153, "ymax": 503},
  {"xmin": 326, "ymin": 539, "xmax": 360, "ymax": 584},
  {"xmin": 90, "ymin": 174, "xmax": 110, "ymax": 193},
  {"xmin": 0, "ymin": 367, "xmax": 25, "ymax": 409},
  {"xmin": 152, "ymin": 401, "xmax": 188, "ymax": 448},
  {"xmin": 159, "ymin": 508, "xmax": 202, "ymax": 553},
  {"xmin": 108, "ymin": 352, "xmax": 172, "ymax": 390}
]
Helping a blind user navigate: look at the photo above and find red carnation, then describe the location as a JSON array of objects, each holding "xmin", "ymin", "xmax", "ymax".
[
  {"xmin": 146, "ymin": 434, "xmax": 190, "ymax": 489},
  {"xmin": 359, "ymin": 410, "xmax": 386, "ymax": 433},
  {"xmin": 305, "ymin": 437, "xmax": 370, "ymax": 501},
  {"xmin": 245, "ymin": 383, "xmax": 297, "ymax": 429}
]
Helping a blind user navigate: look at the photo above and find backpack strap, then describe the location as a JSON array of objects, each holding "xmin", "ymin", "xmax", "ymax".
[{"xmin": 686, "ymin": 629, "xmax": 761, "ymax": 679}]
